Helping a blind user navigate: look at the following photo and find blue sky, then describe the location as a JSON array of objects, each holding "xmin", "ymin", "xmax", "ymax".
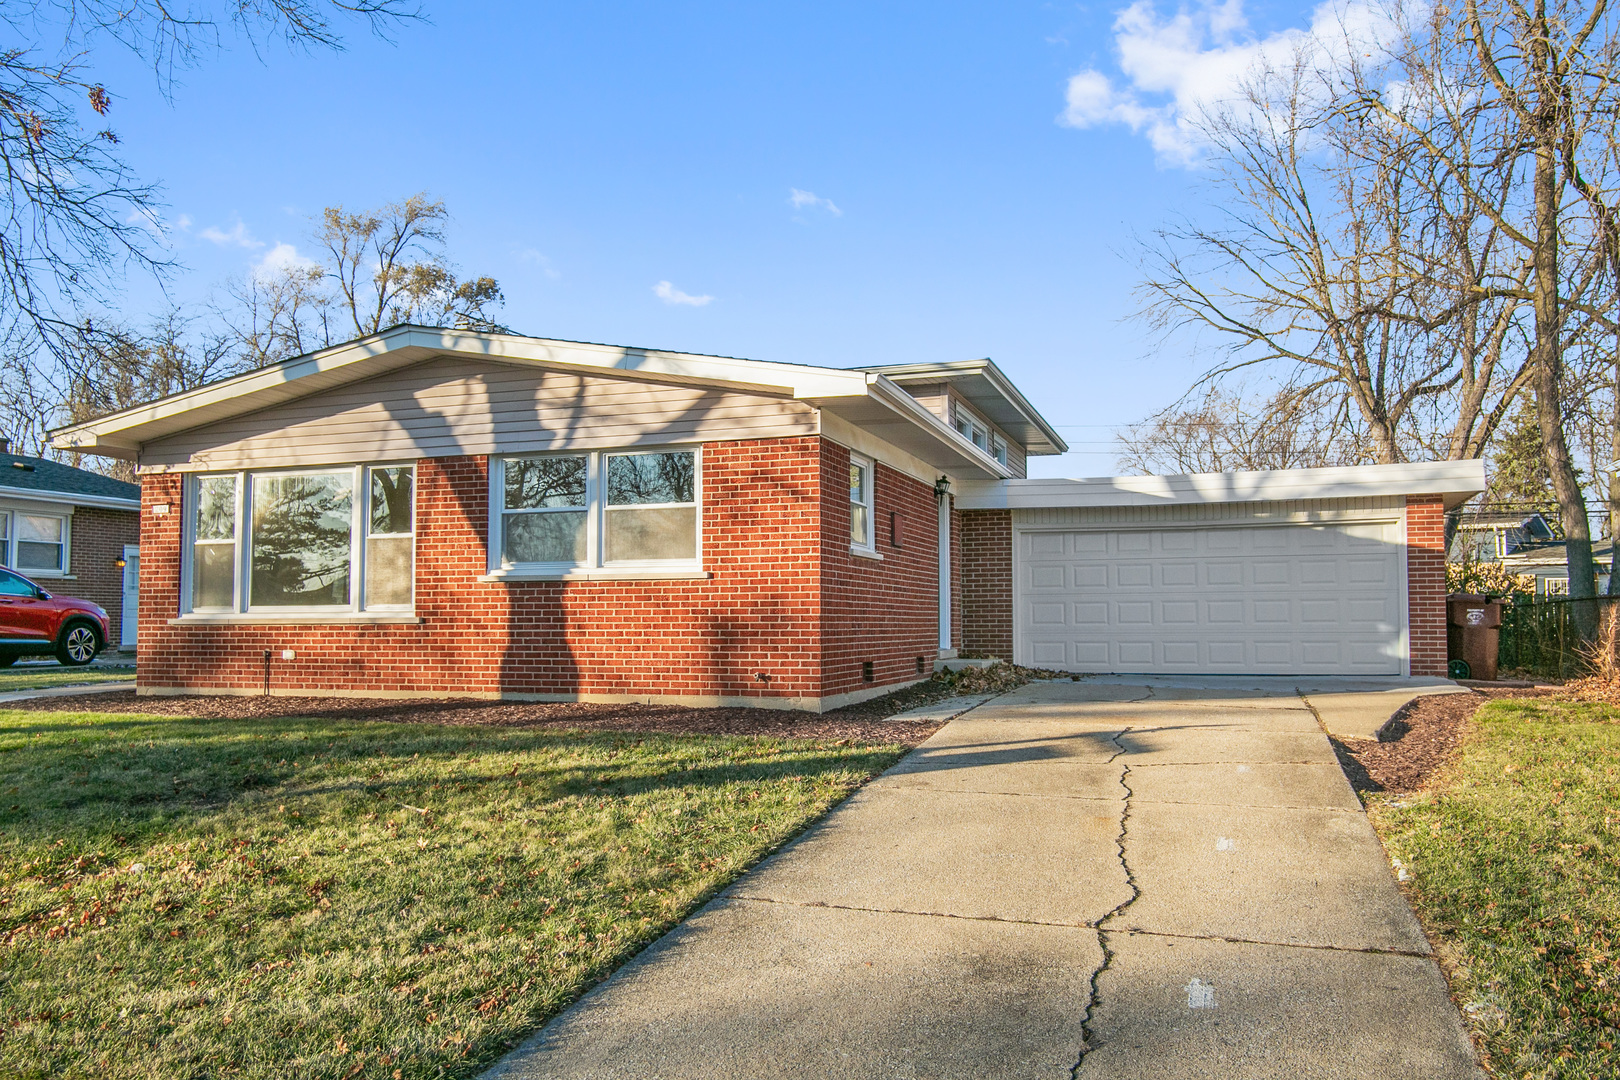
[{"xmin": 82, "ymin": 0, "xmax": 1330, "ymax": 476}]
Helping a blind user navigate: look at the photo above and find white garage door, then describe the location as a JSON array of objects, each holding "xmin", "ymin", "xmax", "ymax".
[{"xmin": 1017, "ymin": 522, "xmax": 1404, "ymax": 675}]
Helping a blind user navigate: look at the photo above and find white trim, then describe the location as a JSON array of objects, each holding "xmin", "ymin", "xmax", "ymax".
[
  {"xmin": 478, "ymin": 569, "xmax": 713, "ymax": 582},
  {"xmin": 492, "ymin": 447, "xmax": 703, "ymax": 575},
  {"xmin": 957, "ymin": 460, "xmax": 1487, "ymax": 511},
  {"xmin": 818, "ymin": 412, "xmax": 943, "ymax": 487},
  {"xmin": 183, "ymin": 463, "xmax": 418, "ymax": 617},
  {"xmin": 169, "ymin": 614, "xmax": 423, "ymax": 625},
  {"xmin": 849, "ymin": 545, "xmax": 885, "ymax": 561},
  {"xmin": 0, "ymin": 484, "xmax": 138, "ymax": 511},
  {"xmin": 848, "ymin": 452, "xmax": 876, "ymax": 554},
  {"xmin": 938, "ymin": 494, "xmax": 952, "ymax": 649},
  {"xmin": 1, "ymin": 507, "xmax": 72, "ymax": 578}
]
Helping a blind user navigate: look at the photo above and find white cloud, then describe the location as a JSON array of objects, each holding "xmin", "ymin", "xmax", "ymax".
[
  {"xmin": 1059, "ymin": 0, "xmax": 1408, "ymax": 163},
  {"xmin": 175, "ymin": 213, "xmax": 192, "ymax": 230},
  {"xmin": 789, "ymin": 188, "xmax": 842, "ymax": 216},
  {"xmin": 252, "ymin": 242, "xmax": 320, "ymax": 282},
  {"xmin": 124, "ymin": 207, "xmax": 166, "ymax": 238},
  {"xmin": 517, "ymin": 248, "xmax": 561, "ymax": 280},
  {"xmin": 653, "ymin": 280, "xmax": 713, "ymax": 307},
  {"xmin": 200, "ymin": 220, "xmax": 264, "ymax": 248}
]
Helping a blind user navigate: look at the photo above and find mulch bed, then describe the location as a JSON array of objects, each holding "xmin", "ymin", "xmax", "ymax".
[
  {"xmin": 3, "ymin": 690, "xmax": 951, "ymax": 746},
  {"xmin": 1330, "ymin": 686, "xmax": 1556, "ymax": 794}
]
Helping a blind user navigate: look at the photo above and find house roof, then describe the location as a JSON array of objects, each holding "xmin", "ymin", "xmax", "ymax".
[
  {"xmin": 853, "ymin": 359, "xmax": 1067, "ymax": 455},
  {"xmin": 953, "ymin": 459, "xmax": 1488, "ymax": 511},
  {"xmin": 47, "ymin": 325, "xmax": 1061, "ymax": 480},
  {"xmin": 0, "ymin": 450, "xmax": 140, "ymax": 510}
]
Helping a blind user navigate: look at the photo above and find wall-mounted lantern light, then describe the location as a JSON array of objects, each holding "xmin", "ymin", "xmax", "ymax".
[{"xmin": 934, "ymin": 475, "xmax": 952, "ymax": 499}]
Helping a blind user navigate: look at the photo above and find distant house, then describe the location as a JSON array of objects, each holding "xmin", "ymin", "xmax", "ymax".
[
  {"xmin": 0, "ymin": 440, "xmax": 141, "ymax": 650},
  {"xmin": 1450, "ymin": 510, "xmax": 1611, "ymax": 595},
  {"xmin": 51, "ymin": 326, "xmax": 1485, "ymax": 704}
]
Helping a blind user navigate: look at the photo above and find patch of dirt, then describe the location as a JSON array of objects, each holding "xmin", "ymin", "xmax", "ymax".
[
  {"xmin": 1331, "ymin": 686, "xmax": 1555, "ymax": 794},
  {"xmin": 2, "ymin": 664, "xmax": 1056, "ymax": 748}
]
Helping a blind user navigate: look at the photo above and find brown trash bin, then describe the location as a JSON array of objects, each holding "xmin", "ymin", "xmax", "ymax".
[{"xmin": 1447, "ymin": 593, "xmax": 1503, "ymax": 681}]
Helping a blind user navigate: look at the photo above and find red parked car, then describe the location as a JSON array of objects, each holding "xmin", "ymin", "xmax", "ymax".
[{"xmin": 0, "ymin": 566, "xmax": 109, "ymax": 667}]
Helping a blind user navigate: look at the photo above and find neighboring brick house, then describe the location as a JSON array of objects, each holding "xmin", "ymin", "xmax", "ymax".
[
  {"xmin": 51, "ymin": 326, "xmax": 1484, "ymax": 704},
  {"xmin": 0, "ymin": 441, "xmax": 140, "ymax": 650}
]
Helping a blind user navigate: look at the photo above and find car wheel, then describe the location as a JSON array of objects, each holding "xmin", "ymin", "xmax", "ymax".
[{"xmin": 56, "ymin": 622, "xmax": 101, "ymax": 667}]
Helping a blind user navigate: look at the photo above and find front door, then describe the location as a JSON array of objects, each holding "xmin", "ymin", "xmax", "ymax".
[{"xmin": 121, "ymin": 545, "xmax": 139, "ymax": 649}]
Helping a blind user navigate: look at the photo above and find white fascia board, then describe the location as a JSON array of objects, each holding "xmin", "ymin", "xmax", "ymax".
[
  {"xmin": 858, "ymin": 358, "xmax": 1068, "ymax": 455},
  {"xmin": 955, "ymin": 459, "xmax": 1488, "ymax": 511},
  {"xmin": 0, "ymin": 484, "xmax": 139, "ymax": 512},
  {"xmin": 48, "ymin": 326, "xmax": 873, "ymax": 457},
  {"xmin": 856, "ymin": 377, "xmax": 1013, "ymax": 479}
]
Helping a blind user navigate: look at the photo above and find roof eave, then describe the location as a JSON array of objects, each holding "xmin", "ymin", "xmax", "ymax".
[
  {"xmin": 952, "ymin": 459, "xmax": 1489, "ymax": 511},
  {"xmin": 856, "ymin": 358, "xmax": 1068, "ymax": 456}
]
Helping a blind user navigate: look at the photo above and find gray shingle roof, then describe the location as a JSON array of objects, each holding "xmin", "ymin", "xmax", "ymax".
[{"xmin": 0, "ymin": 451, "xmax": 139, "ymax": 504}]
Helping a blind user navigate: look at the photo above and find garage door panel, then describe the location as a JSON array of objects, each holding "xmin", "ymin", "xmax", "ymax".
[
  {"xmin": 1117, "ymin": 564, "xmax": 1153, "ymax": 587},
  {"xmin": 1160, "ymin": 562, "xmax": 1198, "ymax": 587},
  {"xmin": 1016, "ymin": 522, "xmax": 1403, "ymax": 675}
]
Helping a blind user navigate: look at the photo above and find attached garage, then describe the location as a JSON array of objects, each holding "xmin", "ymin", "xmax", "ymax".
[
  {"xmin": 1018, "ymin": 516, "xmax": 1403, "ymax": 675},
  {"xmin": 954, "ymin": 462, "xmax": 1487, "ymax": 678}
]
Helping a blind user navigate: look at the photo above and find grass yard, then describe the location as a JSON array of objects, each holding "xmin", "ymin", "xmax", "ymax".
[
  {"xmin": 0, "ymin": 666, "xmax": 136, "ymax": 693},
  {"xmin": 0, "ymin": 707, "xmax": 908, "ymax": 1079},
  {"xmin": 1367, "ymin": 698, "xmax": 1620, "ymax": 1079}
]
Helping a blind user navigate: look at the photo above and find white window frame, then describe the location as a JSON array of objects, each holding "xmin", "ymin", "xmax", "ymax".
[
  {"xmin": 952, "ymin": 399, "xmax": 1008, "ymax": 464},
  {"xmin": 849, "ymin": 452, "xmax": 876, "ymax": 554},
  {"xmin": 0, "ymin": 507, "xmax": 72, "ymax": 578},
  {"xmin": 490, "ymin": 447, "xmax": 703, "ymax": 574},
  {"xmin": 181, "ymin": 463, "xmax": 416, "ymax": 616}
]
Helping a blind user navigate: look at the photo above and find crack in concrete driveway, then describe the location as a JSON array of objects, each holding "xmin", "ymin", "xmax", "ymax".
[{"xmin": 482, "ymin": 677, "xmax": 1484, "ymax": 1080}]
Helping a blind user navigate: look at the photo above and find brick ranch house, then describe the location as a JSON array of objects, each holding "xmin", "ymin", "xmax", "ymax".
[
  {"xmin": 1, "ymin": 439, "xmax": 141, "ymax": 651},
  {"xmin": 50, "ymin": 327, "xmax": 1485, "ymax": 708}
]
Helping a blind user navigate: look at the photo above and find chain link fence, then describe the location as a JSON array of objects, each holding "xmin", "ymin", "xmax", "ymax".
[{"xmin": 1495, "ymin": 595, "xmax": 1620, "ymax": 680}]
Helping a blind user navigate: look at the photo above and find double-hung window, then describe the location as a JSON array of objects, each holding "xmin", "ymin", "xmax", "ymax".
[
  {"xmin": 0, "ymin": 509, "xmax": 70, "ymax": 575},
  {"xmin": 184, "ymin": 465, "xmax": 415, "ymax": 615},
  {"xmin": 496, "ymin": 449, "xmax": 699, "ymax": 573},
  {"xmin": 849, "ymin": 453, "xmax": 875, "ymax": 552}
]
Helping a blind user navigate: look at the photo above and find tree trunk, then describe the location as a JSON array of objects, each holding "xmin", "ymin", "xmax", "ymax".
[{"xmin": 1530, "ymin": 75, "xmax": 1597, "ymax": 635}]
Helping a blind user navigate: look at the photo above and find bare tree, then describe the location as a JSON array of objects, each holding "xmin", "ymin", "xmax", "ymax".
[
  {"xmin": 318, "ymin": 194, "xmax": 506, "ymax": 338},
  {"xmin": 0, "ymin": 1, "xmax": 415, "ymax": 367},
  {"xmin": 1357, "ymin": 0, "xmax": 1620, "ymax": 628},
  {"xmin": 1116, "ymin": 384, "xmax": 1370, "ymax": 474},
  {"xmin": 1136, "ymin": 17, "xmax": 1532, "ymax": 481}
]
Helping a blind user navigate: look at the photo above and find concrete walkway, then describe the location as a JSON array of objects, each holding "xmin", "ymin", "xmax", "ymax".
[{"xmin": 485, "ymin": 677, "xmax": 1483, "ymax": 1080}]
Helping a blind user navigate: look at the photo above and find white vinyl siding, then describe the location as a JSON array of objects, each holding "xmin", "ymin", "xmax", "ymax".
[{"xmin": 141, "ymin": 357, "xmax": 817, "ymax": 471}]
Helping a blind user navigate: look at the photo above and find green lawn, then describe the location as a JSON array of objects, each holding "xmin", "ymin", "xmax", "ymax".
[
  {"xmin": 0, "ymin": 707, "xmax": 907, "ymax": 1079},
  {"xmin": 0, "ymin": 666, "xmax": 135, "ymax": 692},
  {"xmin": 1368, "ymin": 699, "xmax": 1620, "ymax": 1079}
]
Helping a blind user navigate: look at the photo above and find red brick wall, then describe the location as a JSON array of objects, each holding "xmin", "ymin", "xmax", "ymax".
[
  {"xmin": 139, "ymin": 439, "xmax": 843, "ymax": 705},
  {"xmin": 1407, "ymin": 495, "xmax": 1448, "ymax": 677},
  {"xmin": 68, "ymin": 507, "xmax": 139, "ymax": 648},
  {"xmin": 961, "ymin": 509, "xmax": 1013, "ymax": 660},
  {"xmin": 818, "ymin": 444, "xmax": 940, "ymax": 700}
]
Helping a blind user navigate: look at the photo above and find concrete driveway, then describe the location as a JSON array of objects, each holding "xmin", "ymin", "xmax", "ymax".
[{"xmin": 485, "ymin": 677, "xmax": 1483, "ymax": 1080}]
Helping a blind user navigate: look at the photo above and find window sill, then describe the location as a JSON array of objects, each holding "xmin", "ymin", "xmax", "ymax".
[
  {"xmin": 22, "ymin": 573, "xmax": 74, "ymax": 580},
  {"xmin": 170, "ymin": 613, "xmax": 422, "ymax": 626},
  {"xmin": 478, "ymin": 568, "xmax": 713, "ymax": 583},
  {"xmin": 850, "ymin": 545, "xmax": 884, "ymax": 561}
]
